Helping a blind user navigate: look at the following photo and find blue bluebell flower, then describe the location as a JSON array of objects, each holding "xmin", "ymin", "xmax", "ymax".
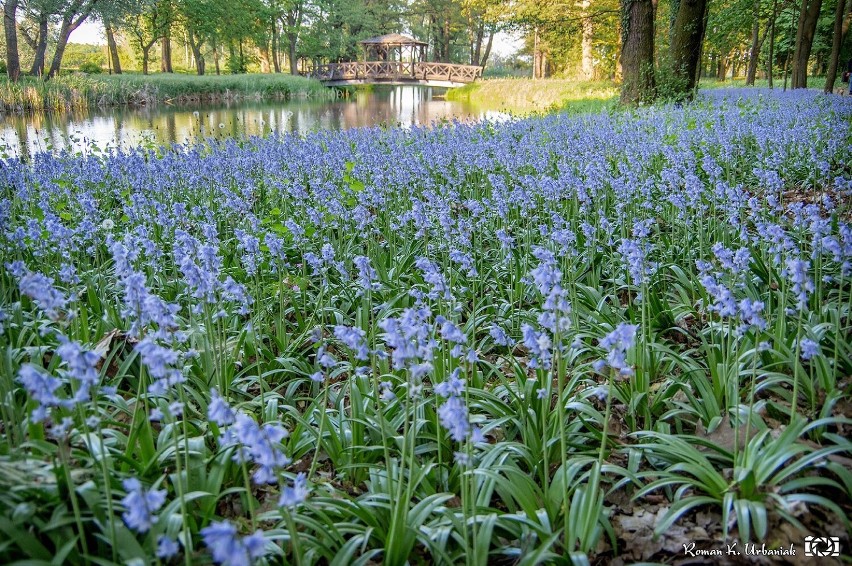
[
  {"xmin": 700, "ymin": 275, "xmax": 738, "ymax": 318},
  {"xmin": 121, "ymin": 477, "xmax": 166, "ymax": 533},
  {"xmin": 279, "ymin": 472, "xmax": 309, "ymax": 508},
  {"xmin": 800, "ymin": 338, "xmax": 820, "ymax": 360},
  {"xmin": 201, "ymin": 521, "xmax": 267, "ymax": 566},
  {"xmin": 334, "ymin": 325, "xmax": 370, "ymax": 360},
  {"xmin": 156, "ymin": 536, "xmax": 180, "ymax": 560},
  {"xmin": 414, "ymin": 258, "xmax": 452, "ymax": 301},
  {"xmin": 598, "ymin": 323, "xmax": 638, "ymax": 376},
  {"xmin": 438, "ymin": 396, "xmax": 470, "ymax": 442},
  {"xmin": 521, "ymin": 323, "xmax": 552, "ymax": 370},
  {"xmin": 786, "ymin": 258, "xmax": 813, "ymax": 309},
  {"xmin": 489, "ymin": 325, "xmax": 513, "ymax": 347},
  {"xmin": 18, "ymin": 271, "xmax": 67, "ymax": 320},
  {"xmin": 208, "ymin": 389, "xmax": 236, "ymax": 426},
  {"xmin": 738, "ymin": 299, "xmax": 766, "ymax": 333},
  {"xmin": 17, "ymin": 365, "xmax": 63, "ymax": 423},
  {"xmin": 353, "ymin": 255, "xmax": 381, "ymax": 294},
  {"xmin": 219, "ymin": 412, "xmax": 291, "ymax": 485},
  {"xmin": 435, "ymin": 369, "xmax": 465, "ymax": 398}
]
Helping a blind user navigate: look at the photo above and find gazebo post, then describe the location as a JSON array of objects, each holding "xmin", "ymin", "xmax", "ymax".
[{"xmin": 393, "ymin": 43, "xmax": 400, "ymax": 77}]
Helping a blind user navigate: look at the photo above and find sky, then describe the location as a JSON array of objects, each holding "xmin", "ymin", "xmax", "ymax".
[{"xmin": 69, "ymin": 22, "xmax": 523, "ymax": 58}]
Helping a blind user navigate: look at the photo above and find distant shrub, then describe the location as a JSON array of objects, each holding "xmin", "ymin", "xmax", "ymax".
[{"xmin": 79, "ymin": 61, "xmax": 103, "ymax": 74}]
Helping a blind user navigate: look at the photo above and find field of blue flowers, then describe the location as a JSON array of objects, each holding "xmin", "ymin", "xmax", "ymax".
[{"xmin": 1, "ymin": 88, "xmax": 850, "ymax": 565}]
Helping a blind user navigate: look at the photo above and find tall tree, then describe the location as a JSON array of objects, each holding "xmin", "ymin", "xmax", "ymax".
[
  {"xmin": 18, "ymin": 0, "xmax": 57, "ymax": 76},
  {"xmin": 580, "ymin": 0, "xmax": 594, "ymax": 79},
  {"xmin": 790, "ymin": 0, "xmax": 823, "ymax": 87},
  {"xmin": 282, "ymin": 0, "xmax": 304, "ymax": 74},
  {"xmin": 122, "ymin": 0, "xmax": 171, "ymax": 74},
  {"xmin": 823, "ymin": 0, "xmax": 848, "ymax": 91},
  {"xmin": 767, "ymin": 0, "xmax": 778, "ymax": 85},
  {"xmin": 47, "ymin": 0, "xmax": 102, "ymax": 77},
  {"xmin": 510, "ymin": 0, "xmax": 620, "ymax": 79},
  {"xmin": 620, "ymin": 0, "xmax": 655, "ymax": 103},
  {"xmin": 178, "ymin": 0, "xmax": 217, "ymax": 74},
  {"xmin": 745, "ymin": 0, "xmax": 773, "ymax": 84},
  {"xmin": 105, "ymin": 22, "xmax": 122, "ymax": 73},
  {"xmin": 669, "ymin": 0, "xmax": 710, "ymax": 97},
  {"xmin": 94, "ymin": 0, "xmax": 142, "ymax": 75},
  {"xmin": 160, "ymin": 0, "xmax": 173, "ymax": 72},
  {"xmin": 4, "ymin": 0, "xmax": 21, "ymax": 80}
]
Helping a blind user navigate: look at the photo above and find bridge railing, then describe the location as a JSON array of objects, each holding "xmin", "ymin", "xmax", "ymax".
[{"xmin": 311, "ymin": 61, "xmax": 482, "ymax": 83}]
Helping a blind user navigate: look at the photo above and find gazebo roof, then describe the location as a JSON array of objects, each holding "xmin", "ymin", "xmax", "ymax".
[{"xmin": 359, "ymin": 33, "xmax": 427, "ymax": 47}]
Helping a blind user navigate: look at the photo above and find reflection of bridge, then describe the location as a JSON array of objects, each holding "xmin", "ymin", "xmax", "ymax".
[
  {"xmin": 310, "ymin": 33, "xmax": 482, "ymax": 88},
  {"xmin": 312, "ymin": 61, "xmax": 482, "ymax": 88}
]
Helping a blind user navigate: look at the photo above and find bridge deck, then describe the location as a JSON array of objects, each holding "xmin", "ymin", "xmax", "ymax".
[{"xmin": 312, "ymin": 61, "xmax": 482, "ymax": 88}]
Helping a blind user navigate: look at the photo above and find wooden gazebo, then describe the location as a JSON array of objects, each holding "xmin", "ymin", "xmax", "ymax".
[
  {"xmin": 360, "ymin": 33, "xmax": 427, "ymax": 65},
  {"xmin": 311, "ymin": 33, "xmax": 482, "ymax": 88}
]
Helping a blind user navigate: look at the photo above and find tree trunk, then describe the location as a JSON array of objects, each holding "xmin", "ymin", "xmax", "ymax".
[
  {"xmin": 442, "ymin": 16, "xmax": 451, "ymax": 62},
  {"xmin": 814, "ymin": 51, "xmax": 825, "ymax": 75},
  {"xmin": 430, "ymin": 16, "xmax": 439, "ymax": 61},
  {"xmin": 29, "ymin": 14, "xmax": 49, "ymax": 76},
  {"xmin": 533, "ymin": 27, "xmax": 540, "ymax": 79},
  {"xmin": 768, "ymin": 0, "xmax": 778, "ymax": 86},
  {"xmin": 746, "ymin": 0, "xmax": 762, "ymax": 84},
  {"xmin": 288, "ymin": 33, "xmax": 298, "ymax": 74},
  {"xmin": 188, "ymin": 29, "xmax": 204, "ymax": 75},
  {"xmin": 481, "ymin": 29, "xmax": 495, "ymax": 69},
  {"xmin": 106, "ymin": 24, "xmax": 122, "ymax": 74},
  {"xmin": 48, "ymin": 25, "xmax": 74, "ymax": 78},
  {"xmin": 695, "ymin": 3, "xmax": 710, "ymax": 84},
  {"xmin": 472, "ymin": 21, "xmax": 483, "ymax": 65},
  {"xmin": 142, "ymin": 46, "xmax": 151, "ymax": 75},
  {"xmin": 272, "ymin": 19, "xmax": 281, "ymax": 72},
  {"xmin": 669, "ymin": 0, "xmax": 709, "ymax": 97},
  {"xmin": 48, "ymin": 6, "xmax": 94, "ymax": 78},
  {"xmin": 824, "ymin": 0, "xmax": 847, "ymax": 92},
  {"xmin": 259, "ymin": 43, "xmax": 271, "ymax": 73},
  {"xmin": 161, "ymin": 26, "xmax": 173, "ymax": 72},
  {"xmin": 791, "ymin": 0, "xmax": 823, "ymax": 88},
  {"xmin": 620, "ymin": 0, "xmax": 656, "ymax": 104},
  {"xmin": 4, "ymin": 0, "xmax": 21, "ymax": 81},
  {"xmin": 717, "ymin": 54, "xmax": 727, "ymax": 80},
  {"xmin": 19, "ymin": 22, "xmax": 35, "ymax": 50},
  {"xmin": 581, "ymin": 0, "xmax": 594, "ymax": 79}
]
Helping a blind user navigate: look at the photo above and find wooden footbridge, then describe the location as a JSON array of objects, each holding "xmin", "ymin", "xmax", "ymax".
[{"xmin": 310, "ymin": 34, "xmax": 482, "ymax": 88}]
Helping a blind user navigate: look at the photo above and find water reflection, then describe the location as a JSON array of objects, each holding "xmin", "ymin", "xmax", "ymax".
[{"xmin": 0, "ymin": 86, "xmax": 508, "ymax": 159}]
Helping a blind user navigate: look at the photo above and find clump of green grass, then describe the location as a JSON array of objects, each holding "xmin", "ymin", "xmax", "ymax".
[
  {"xmin": 698, "ymin": 76, "xmax": 828, "ymax": 90},
  {"xmin": 0, "ymin": 73, "xmax": 333, "ymax": 114},
  {"xmin": 447, "ymin": 78, "xmax": 619, "ymax": 115}
]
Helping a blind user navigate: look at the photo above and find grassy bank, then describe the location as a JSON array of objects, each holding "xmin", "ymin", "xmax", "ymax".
[
  {"xmin": 447, "ymin": 78, "xmax": 619, "ymax": 115},
  {"xmin": 699, "ymin": 76, "xmax": 829, "ymax": 90},
  {"xmin": 449, "ymin": 76, "xmax": 838, "ymax": 117},
  {"xmin": 0, "ymin": 73, "xmax": 334, "ymax": 113}
]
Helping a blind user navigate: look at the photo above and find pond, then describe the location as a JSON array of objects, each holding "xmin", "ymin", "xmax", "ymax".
[{"xmin": 0, "ymin": 86, "xmax": 509, "ymax": 159}]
